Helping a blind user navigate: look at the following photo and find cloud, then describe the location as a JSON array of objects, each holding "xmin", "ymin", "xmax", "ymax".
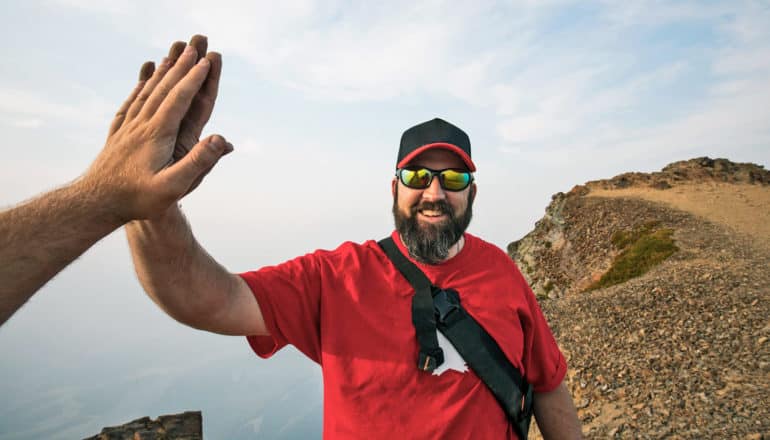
[
  {"xmin": 4, "ymin": 117, "xmax": 43, "ymax": 128},
  {"xmin": 52, "ymin": 0, "xmax": 554, "ymax": 102},
  {"xmin": 0, "ymin": 88, "xmax": 73, "ymax": 123},
  {"xmin": 182, "ymin": 1, "xmax": 495, "ymax": 101},
  {"xmin": 0, "ymin": 86, "xmax": 115, "ymax": 129},
  {"xmin": 54, "ymin": 0, "xmax": 136, "ymax": 15},
  {"xmin": 486, "ymin": 1, "xmax": 769, "ymax": 169}
]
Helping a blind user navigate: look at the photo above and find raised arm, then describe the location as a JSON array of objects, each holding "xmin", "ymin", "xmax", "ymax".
[
  {"xmin": 125, "ymin": 206, "xmax": 267, "ymax": 336},
  {"xmin": 0, "ymin": 36, "xmax": 230, "ymax": 326},
  {"xmin": 123, "ymin": 37, "xmax": 267, "ymax": 337}
]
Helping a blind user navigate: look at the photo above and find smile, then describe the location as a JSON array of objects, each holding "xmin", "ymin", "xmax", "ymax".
[
  {"xmin": 419, "ymin": 209, "xmax": 445, "ymax": 217},
  {"xmin": 417, "ymin": 210, "xmax": 448, "ymax": 223}
]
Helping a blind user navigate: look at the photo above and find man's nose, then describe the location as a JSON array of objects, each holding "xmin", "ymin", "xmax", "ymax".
[{"xmin": 421, "ymin": 176, "xmax": 446, "ymax": 201}]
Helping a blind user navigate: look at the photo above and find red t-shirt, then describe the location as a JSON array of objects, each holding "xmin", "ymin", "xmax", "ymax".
[{"xmin": 240, "ymin": 231, "xmax": 566, "ymax": 439}]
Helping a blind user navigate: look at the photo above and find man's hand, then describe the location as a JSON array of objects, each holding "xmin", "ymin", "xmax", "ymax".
[
  {"xmin": 0, "ymin": 35, "xmax": 231, "ymax": 326},
  {"xmin": 80, "ymin": 36, "xmax": 230, "ymax": 222}
]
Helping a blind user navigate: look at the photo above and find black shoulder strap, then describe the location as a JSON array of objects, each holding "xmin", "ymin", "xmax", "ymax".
[
  {"xmin": 433, "ymin": 289, "xmax": 533, "ymax": 438},
  {"xmin": 378, "ymin": 236, "xmax": 533, "ymax": 440},
  {"xmin": 379, "ymin": 237, "xmax": 444, "ymax": 371}
]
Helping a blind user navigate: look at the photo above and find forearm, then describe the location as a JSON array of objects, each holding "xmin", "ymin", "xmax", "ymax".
[
  {"xmin": 533, "ymin": 381, "xmax": 583, "ymax": 439},
  {"xmin": 0, "ymin": 180, "xmax": 123, "ymax": 325},
  {"xmin": 125, "ymin": 205, "xmax": 236, "ymax": 329}
]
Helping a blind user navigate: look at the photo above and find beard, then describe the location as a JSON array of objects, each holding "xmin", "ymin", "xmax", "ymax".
[{"xmin": 392, "ymin": 187, "xmax": 473, "ymax": 265}]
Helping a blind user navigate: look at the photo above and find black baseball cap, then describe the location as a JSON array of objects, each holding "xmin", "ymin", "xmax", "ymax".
[{"xmin": 397, "ymin": 118, "xmax": 476, "ymax": 172}]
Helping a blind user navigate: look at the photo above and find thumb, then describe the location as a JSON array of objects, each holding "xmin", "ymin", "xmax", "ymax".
[{"xmin": 158, "ymin": 134, "xmax": 232, "ymax": 197}]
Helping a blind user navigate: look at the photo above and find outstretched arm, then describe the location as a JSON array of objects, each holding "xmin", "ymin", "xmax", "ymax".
[
  {"xmin": 125, "ymin": 206, "xmax": 267, "ymax": 336},
  {"xmin": 533, "ymin": 380, "xmax": 583, "ymax": 439},
  {"xmin": 0, "ymin": 36, "xmax": 230, "ymax": 326},
  {"xmin": 0, "ymin": 172, "xmax": 130, "ymax": 326},
  {"xmin": 124, "ymin": 36, "xmax": 268, "ymax": 336}
]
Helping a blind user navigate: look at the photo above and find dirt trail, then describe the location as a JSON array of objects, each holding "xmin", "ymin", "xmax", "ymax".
[{"xmin": 589, "ymin": 183, "xmax": 770, "ymax": 248}]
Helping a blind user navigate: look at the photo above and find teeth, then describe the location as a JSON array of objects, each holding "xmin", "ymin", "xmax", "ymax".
[{"xmin": 420, "ymin": 210, "xmax": 443, "ymax": 217}]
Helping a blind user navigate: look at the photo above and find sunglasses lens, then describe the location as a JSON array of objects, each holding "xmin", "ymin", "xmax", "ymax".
[
  {"xmin": 399, "ymin": 168, "xmax": 471, "ymax": 191},
  {"xmin": 440, "ymin": 169, "xmax": 471, "ymax": 191},
  {"xmin": 400, "ymin": 168, "xmax": 432, "ymax": 188}
]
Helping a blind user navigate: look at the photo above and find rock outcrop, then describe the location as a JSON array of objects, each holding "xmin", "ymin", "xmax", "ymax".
[
  {"xmin": 84, "ymin": 411, "xmax": 202, "ymax": 440},
  {"xmin": 509, "ymin": 157, "xmax": 769, "ymax": 299},
  {"xmin": 509, "ymin": 157, "xmax": 770, "ymax": 438},
  {"xmin": 581, "ymin": 156, "xmax": 770, "ymax": 193}
]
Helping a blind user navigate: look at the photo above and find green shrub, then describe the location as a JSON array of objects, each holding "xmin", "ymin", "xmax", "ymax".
[
  {"xmin": 588, "ymin": 224, "xmax": 677, "ymax": 291},
  {"xmin": 610, "ymin": 220, "xmax": 660, "ymax": 249}
]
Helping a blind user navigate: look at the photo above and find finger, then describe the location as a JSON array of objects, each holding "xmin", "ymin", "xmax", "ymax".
[
  {"xmin": 203, "ymin": 52, "xmax": 222, "ymax": 100},
  {"xmin": 139, "ymin": 61, "xmax": 155, "ymax": 81},
  {"xmin": 125, "ymin": 38, "xmax": 185, "ymax": 122},
  {"xmin": 182, "ymin": 144, "xmax": 231, "ymax": 196},
  {"xmin": 182, "ymin": 156, "xmax": 218, "ymax": 196},
  {"xmin": 172, "ymin": 131, "xmax": 199, "ymax": 162},
  {"xmin": 196, "ymin": 52, "xmax": 222, "ymax": 128},
  {"xmin": 176, "ymin": 51, "xmax": 222, "ymax": 147},
  {"xmin": 152, "ymin": 57, "xmax": 211, "ymax": 131},
  {"xmin": 167, "ymin": 41, "xmax": 186, "ymax": 63},
  {"xmin": 108, "ymin": 61, "xmax": 155, "ymax": 136},
  {"xmin": 140, "ymin": 45, "xmax": 199, "ymax": 120},
  {"xmin": 125, "ymin": 57, "xmax": 172, "ymax": 122},
  {"xmin": 156, "ymin": 134, "xmax": 231, "ymax": 197},
  {"xmin": 189, "ymin": 34, "xmax": 208, "ymax": 62}
]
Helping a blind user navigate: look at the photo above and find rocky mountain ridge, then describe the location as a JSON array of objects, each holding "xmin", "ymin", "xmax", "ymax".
[
  {"xmin": 508, "ymin": 157, "xmax": 769, "ymax": 300},
  {"xmin": 582, "ymin": 156, "xmax": 769, "ymax": 192},
  {"xmin": 509, "ymin": 157, "xmax": 769, "ymax": 438}
]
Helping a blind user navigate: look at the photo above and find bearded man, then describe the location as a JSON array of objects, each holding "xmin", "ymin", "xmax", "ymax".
[{"xmin": 128, "ymin": 117, "xmax": 582, "ymax": 439}]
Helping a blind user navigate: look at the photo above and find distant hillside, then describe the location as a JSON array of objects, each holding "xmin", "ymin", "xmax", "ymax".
[{"xmin": 509, "ymin": 157, "xmax": 770, "ymax": 438}]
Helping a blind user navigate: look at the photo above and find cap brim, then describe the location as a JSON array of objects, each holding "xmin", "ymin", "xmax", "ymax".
[{"xmin": 396, "ymin": 143, "xmax": 476, "ymax": 172}]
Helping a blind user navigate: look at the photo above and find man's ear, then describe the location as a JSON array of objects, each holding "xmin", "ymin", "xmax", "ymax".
[
  {"xmin": 469, "ymin": 183, "xmax": 477, "ymax": 203},
  {"xmin": 391, "ymin": 178, "xmax": 397, "ymax": 198}
]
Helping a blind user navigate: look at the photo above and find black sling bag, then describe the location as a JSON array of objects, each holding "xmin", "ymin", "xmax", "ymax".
[{"xmin": 378, "ymin": 237, "xmax": 534, "ymax": 440}]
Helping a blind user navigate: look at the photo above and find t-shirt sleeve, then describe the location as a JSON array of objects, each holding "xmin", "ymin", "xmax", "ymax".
[
  {"xmin": 239, "ymin": 252, "xmax": 323, "ymax": 364},
  {"xmin": 515, "ymin": 267, "xmax": 568, "ymax": 393}
]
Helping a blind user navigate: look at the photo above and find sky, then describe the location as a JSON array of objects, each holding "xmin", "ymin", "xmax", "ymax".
[{"xmin": 0, "ymin": 0, "xmax": 769, "ymax": 438}]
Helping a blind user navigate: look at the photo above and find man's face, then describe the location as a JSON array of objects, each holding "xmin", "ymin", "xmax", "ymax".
[{"xmin": 392, "ymin": 149, "xmax": 476, "ymax": 264}]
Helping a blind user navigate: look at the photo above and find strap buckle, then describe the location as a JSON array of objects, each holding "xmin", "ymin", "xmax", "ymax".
[
  {"xmin": 516, "ymin": 382, "xmax": 534, "ymax": 420},
  {"xmin": 433, "ymin": 288, "xmax": 461, "ymax": 325},
  {"xmin": 418, "ymin": 348, "xmax": 445, "ymax": 372}
]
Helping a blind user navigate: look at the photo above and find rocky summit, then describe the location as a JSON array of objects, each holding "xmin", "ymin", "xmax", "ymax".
[
  {"xmin": 509, "ymin": 157, "xmax": 770, "ymax": 439},
  {"xmin": 84, "ymin": 411, "xmax": 201, "ymax": 440}
]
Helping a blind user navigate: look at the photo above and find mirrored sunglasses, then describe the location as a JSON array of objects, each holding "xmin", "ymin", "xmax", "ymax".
[{"xmin": 396, "ymin": 167, "xmax": 473, "ymax": 192}]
